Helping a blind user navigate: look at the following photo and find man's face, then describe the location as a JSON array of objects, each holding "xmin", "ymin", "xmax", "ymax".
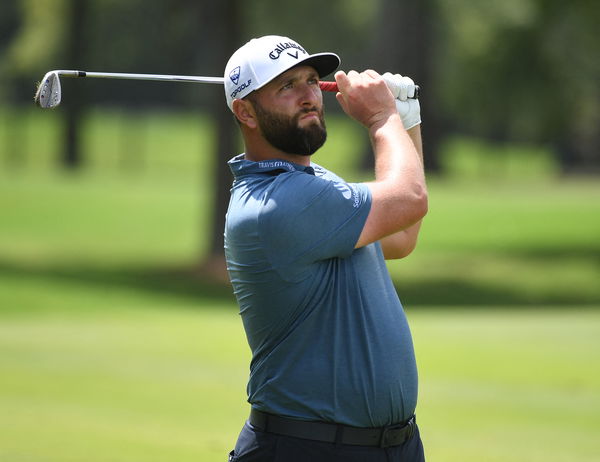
[{"xmin": 248, "ymin": 66, "xmax": 327, "ymax": 156}]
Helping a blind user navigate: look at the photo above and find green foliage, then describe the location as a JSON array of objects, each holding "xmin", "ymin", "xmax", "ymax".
[
  {"xmin": 2, "ymin": 0, "xmax": 599, "ymax": 168},
  {"xmin": 242, "ymin": 0, "xmax": 377, "ymax": 57},
  {"xmin": 2, "ymin": 0, "xmax": 68, "ymax": 77},
  {"xmin": 437, "ymin": 0, "xmax": 600, "ymax": 146}
]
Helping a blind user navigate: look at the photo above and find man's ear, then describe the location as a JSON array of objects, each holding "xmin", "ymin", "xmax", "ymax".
[{"xmin": 232, "ymin": 99, "xmax": 258, "ymax": 129}]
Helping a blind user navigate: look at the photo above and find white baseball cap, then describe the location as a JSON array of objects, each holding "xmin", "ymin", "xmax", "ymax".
[{"xmin": 224, "ymin": 35, "xmax": 340, "ymax": 111}]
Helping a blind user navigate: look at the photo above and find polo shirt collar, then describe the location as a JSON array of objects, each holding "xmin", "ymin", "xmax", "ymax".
[{"xmin": 228, "ymin": 154, "xmax": 316, "ymax": 178}]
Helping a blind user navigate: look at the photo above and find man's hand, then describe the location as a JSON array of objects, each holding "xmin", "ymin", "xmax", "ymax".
[
  {"xmin": 381, "ymin": 73, "xmax": 419, "ymax": 100},
  {"xmin": 334, "ymin": 70, "xmax": 399, "ymax": 130},
  {"xmin": 382, "ymin": 73, "xmax": 421, "ymax": 130},
  {"xmin": 395, "ymin": 98, "xmax": 421, "ymax": 130}
]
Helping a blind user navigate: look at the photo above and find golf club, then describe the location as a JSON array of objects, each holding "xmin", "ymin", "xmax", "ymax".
[{"xmin": 34, "ymin": 69, "xmax": 420, "ymax": 109}]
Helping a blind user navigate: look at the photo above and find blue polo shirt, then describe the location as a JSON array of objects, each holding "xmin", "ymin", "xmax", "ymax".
[{"xmin": 225, "ymin": 154, "xmax": 418, "ymax": 428}]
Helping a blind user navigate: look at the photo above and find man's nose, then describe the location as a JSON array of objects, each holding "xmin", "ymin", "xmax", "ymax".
[{"xmin": 299, "ymin": 83, "xmax": 320, "ymax": 107}]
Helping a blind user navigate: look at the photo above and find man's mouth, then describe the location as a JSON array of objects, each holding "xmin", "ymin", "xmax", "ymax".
[{"xmin": 299, "ymin": 110, "xmax": 321, "ymax": 122}]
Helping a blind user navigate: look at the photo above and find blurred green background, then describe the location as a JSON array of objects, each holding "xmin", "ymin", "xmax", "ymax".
[{"xmin": 1, "ymin": 1, "xmax": 599, "ymax": 461}]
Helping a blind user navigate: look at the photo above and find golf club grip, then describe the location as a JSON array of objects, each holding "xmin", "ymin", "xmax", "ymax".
[
  {"xmin": 319, "ymin": 81, "xmax": 420, "ymax": 99},
  {"xmin": 318, "ymin": 81, "xmax": 338, "ymax": 92}
]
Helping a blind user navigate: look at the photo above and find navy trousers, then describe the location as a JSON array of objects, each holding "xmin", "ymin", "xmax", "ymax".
[{"xmin": 228, "ymin": 421, "xmax": 425, "ymax": 462}]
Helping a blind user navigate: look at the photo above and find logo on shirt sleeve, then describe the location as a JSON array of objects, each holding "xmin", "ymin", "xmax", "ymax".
[
  {"xmin": 334, "ymin": 182, "xmax": 353, "ymax": 200},
  {"xmin": 334, "ymin": 182, "xmax": 361, "ymax": 208}
]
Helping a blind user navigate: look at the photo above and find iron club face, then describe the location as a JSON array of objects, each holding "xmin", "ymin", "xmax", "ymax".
[{"xmin": 34, "ymin": 71, "xmax": 62, "ymax": 109}]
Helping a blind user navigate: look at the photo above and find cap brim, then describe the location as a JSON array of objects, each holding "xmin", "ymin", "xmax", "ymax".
[{"xmin": 300, "ymin": 52, "xmax": 340, "ymax": 78}]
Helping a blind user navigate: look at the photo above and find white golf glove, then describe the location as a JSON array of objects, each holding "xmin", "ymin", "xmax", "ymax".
[{"xmin": 382, "ymin": 72, "xmax": 421, "ymax": 130}]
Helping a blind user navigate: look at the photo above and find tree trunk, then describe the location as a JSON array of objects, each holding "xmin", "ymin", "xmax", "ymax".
[
  {"xmin": 361, "ymin": 0, "xmax": 443, "ymax": 173},
  {"xmin": 200, "ymin": 0, "xmax": 243, "ymax": 281},
  {"xmin": 62, "ymin": 0, "xmax": 87, "ymax": 169}
]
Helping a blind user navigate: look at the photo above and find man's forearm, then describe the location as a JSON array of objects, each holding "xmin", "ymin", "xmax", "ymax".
[
  {"xmin": 355, "ymin": 116, "xmax": 427, "ymax": 249},
  {"xmin": 380, "ymin": 124, "xmax": 425, "ymax": 259},
  {"xmin": 369, "ymin": 115, "xmax": 424, "ymax": 189},
  {"xmin": 407, "ymin": 125, "xmax": 423, "ymax": 165}
]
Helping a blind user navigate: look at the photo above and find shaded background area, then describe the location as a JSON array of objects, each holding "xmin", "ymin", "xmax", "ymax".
[
  {"xmin": 1, "ymin": 0, "xmax": 598, "ymax": 305},
  {"xmin": 1, "ymin": 1, "xmax": 599, "ymax": 461}
]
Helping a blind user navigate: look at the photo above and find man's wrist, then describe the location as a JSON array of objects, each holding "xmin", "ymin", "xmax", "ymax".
[{"xmin": 368, "ymin": 112, "xmax": 405, "ymax": 139}]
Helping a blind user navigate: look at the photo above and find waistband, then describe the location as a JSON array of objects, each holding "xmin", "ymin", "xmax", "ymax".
[{"xmin": 249, "ymin": 408, "xmax": 416, "ymax": 448}]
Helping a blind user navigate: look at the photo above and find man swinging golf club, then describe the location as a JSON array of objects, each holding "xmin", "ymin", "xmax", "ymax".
[{"xmin": 224, "ymin": 35, "xmax": 427, "ymax": 462}]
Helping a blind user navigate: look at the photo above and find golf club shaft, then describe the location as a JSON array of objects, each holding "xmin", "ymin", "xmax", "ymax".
[
  {"xmin": 35, "ymin": 70, "xmax": 420, "ymax": 109},
  {"xmin": 53, "ymin": 69, "xmax": 338, "ymax": 91},
  {"xmin": 54, "ymin": 70, "xmax": 226, "ymax": 85},
  {"xmin": 48, "ymin": 70, "xmax": 419, "ymax": 96}
]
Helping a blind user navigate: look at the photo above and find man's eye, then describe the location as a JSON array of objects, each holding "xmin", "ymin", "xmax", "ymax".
[
  {"xmin": 281, "ymin": 82, "xmax": 293, "ymax": 90},
  {"xmin": 308, "ymin": 78, "xmax": 318, "ymax": 85}
]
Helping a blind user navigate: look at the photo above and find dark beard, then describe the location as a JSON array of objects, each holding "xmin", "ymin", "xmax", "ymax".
[{"xmin": 251, "ymin": 100, "xmax": 327, "ymax": 156}]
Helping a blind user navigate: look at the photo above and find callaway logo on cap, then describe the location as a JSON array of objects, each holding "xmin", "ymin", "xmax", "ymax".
[{"xmin": 224, "ymin": 35, "xmax": 340, "ymax": 111}]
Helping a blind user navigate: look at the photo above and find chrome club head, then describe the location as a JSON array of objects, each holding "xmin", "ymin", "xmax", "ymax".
[{"xmin": 34, "ymin": 71, "xmax": 62, "ymax": 108}]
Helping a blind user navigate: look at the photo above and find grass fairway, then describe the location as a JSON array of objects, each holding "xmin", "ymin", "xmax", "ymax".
[
  {"xmin": 1, "ymin": 301, "xmax": 598, "ymax": 461},
  {"xmin": 0, "ymin": 301, "xmax": 248, "ymax": 462},
  {"xmin": 1, "ymin": 109, "xmax": 599, "ymax": 460},
  {"xmin": 412, "ymin": 308, "xmax": 600, "ymax": 462}
]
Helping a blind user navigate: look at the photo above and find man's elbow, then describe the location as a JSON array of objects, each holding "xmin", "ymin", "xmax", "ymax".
[
  {"xmin": 382, "ymin": 232, "xmax": 420, "ymax": 260},
  {"xmin": 388, "ymin": 192, "xmax": 427, "ymax": 259},
  {"xmin": 410, "ymin": 188, "xmax": 428, "ymax": 223},
  {"xmin": 386, "ymin": 242, "xmax": 417, "ymax": 260}
]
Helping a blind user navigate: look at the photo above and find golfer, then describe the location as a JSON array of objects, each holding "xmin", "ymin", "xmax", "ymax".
[{"xmin": 223, "ymin": 35, "xmax": 428, "ymax": 462}]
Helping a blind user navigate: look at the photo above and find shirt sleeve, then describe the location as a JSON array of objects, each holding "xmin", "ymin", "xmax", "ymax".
[{"xmin": 259, "ymin": 171, "xmax": 371, "ymax": 277}]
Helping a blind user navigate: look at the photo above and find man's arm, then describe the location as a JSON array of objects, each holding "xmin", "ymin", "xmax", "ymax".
[
  {"xmin": 379, "ymin": 125, "xmax": 425, "ymax": 259},
  {"xmin": 334, "ymin": 70, "xmax": 428, "ymax": 250}
]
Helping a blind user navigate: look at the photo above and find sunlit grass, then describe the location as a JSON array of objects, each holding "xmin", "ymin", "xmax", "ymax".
[{"xmin": 0, "ymin": 300, "xmax": 598, "ymax": 461}]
